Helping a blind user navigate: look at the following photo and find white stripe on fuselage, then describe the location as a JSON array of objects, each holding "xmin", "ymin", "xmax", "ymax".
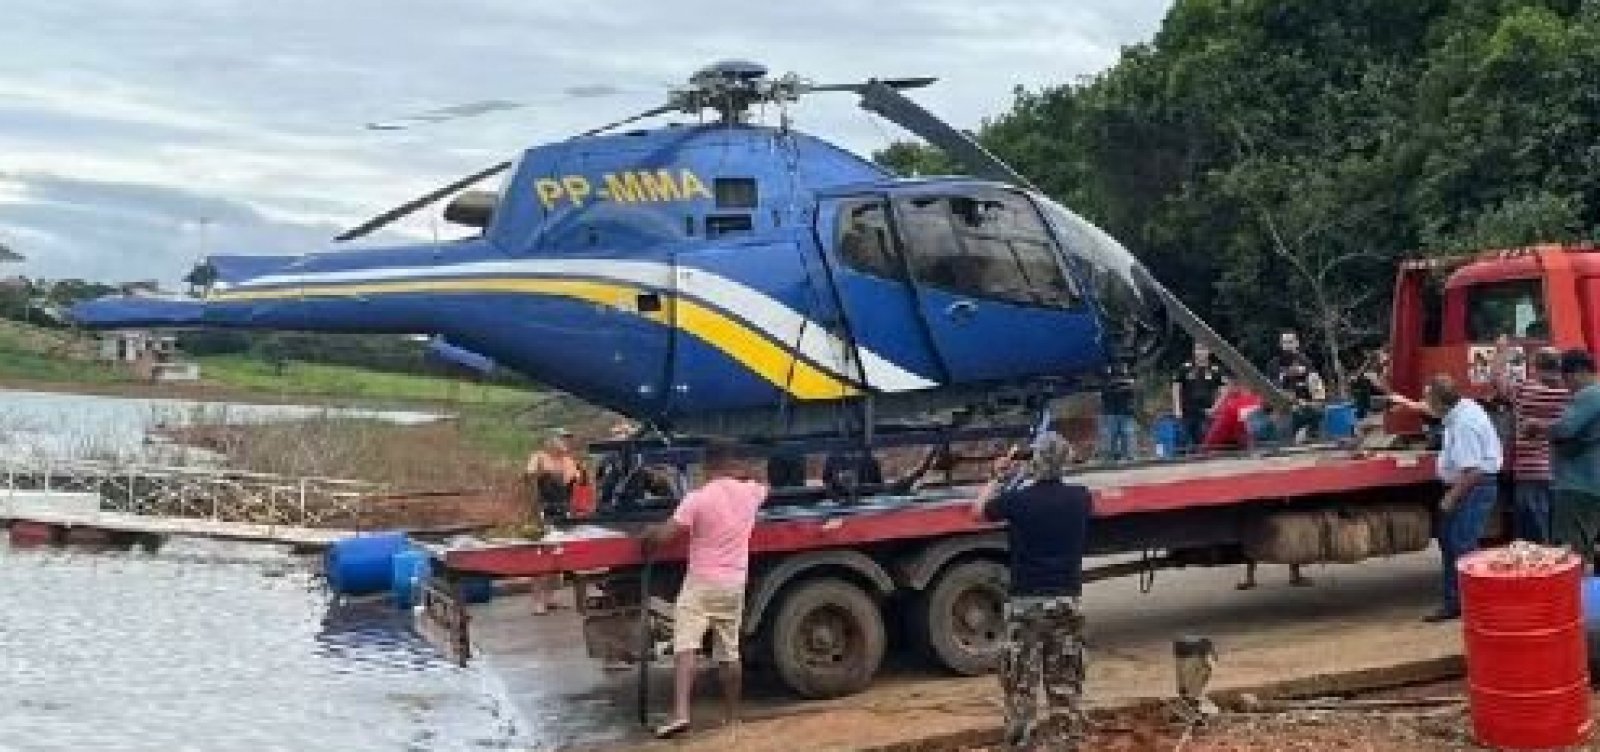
[{"xmin": 233, "ymin": 258, "xmax": 937, "ymax": 392}]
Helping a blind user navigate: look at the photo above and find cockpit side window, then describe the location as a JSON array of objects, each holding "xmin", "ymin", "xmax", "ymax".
[
  {"xmin": 837, "ymin": 199, "xmax": 904, "ymax": 280},
  {"xmin": 895, "ymin": 190, "xmax": 1080, "ymax": 308},
  {"xmin": 1465, "ymin": 278, "xmax": 1547, "ymax": 342}
]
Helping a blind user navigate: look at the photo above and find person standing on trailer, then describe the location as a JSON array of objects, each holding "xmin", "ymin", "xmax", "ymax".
[
  {"xmin": 1098, "ymin": 367, "xmax": 1140, "ymax": 462},
  {"xmin": 1549, "ymin": 350, "xmax": 1600, "ymax": 570},
  {"xmin": 525, "ymin": 428, "xmax": 581, "ymax": 614},
  {"xmin": 1274, "ymin": 331, "xmax": 1327, "ymax": 443},
  {"xmin": 972, "ymin": 434, "xmax": 1092, "ymax": 751},
  {"xmin": 1495, "ymin": 343, "xmax": 1570, "ymax": 543},
  {"xmin": 642, "ymin": 440, "xmax": 769, "ymax": 739},
  {"xmin": 1172, "ymin": 342, "xmax": 1226, "ymax": 452}
]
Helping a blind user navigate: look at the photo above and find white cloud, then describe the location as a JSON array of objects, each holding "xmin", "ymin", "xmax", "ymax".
[{"xmin": 0, "ymin": 0, "xmax": 1169, "ymax": 284}]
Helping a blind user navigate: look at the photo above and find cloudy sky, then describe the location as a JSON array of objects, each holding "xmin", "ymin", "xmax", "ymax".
[{"xmin": 0, "ymin": 0, "xmax": 1169, "ymax": 285}]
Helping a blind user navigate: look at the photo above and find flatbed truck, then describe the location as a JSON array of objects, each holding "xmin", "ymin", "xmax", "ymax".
[{"xmin": 423, "ymin": 446, "xmax": 1441, "ymax": 698}]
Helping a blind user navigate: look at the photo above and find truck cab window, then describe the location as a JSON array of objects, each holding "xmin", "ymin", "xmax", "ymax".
[
  {"xmin": 895, "ymin": 191, "xmax": 1079, "ymax": 308},
  {"xmin": 1466, "ymin": 278, "xmax": 1546, "ymax": 341},
  {"xmin": 837, "ymin": 199, "xmax": 903, "ymax": 279}
]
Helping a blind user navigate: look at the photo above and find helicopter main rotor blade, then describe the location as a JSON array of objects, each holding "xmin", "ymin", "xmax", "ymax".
[
  {"xmin": 333, "ymin": 161, "xmax": 512, "ymax": 243},
  {"xmin": 809, "ymin": 76, "xmax": 938, "ymax": 93},
  {"xmin": 575, "ymin": 103, "xmax": 680, "ymax": 138},
  {"xmin": 854, "ymin": 80, "xmax": 1293, "ymax": 411},
  {"xmin": 855, "ymin": 80, "xmax": 1035, "ymax": 190},
  {"xmin": 367, "ymin": 100, "xmax": 527, "ymax": 131},
  {"xmin": 337, "ymin": 100, "xmax": 678, "ymax": 243},
  {"xmin": 366, "ymin": 86, "xmax": 637, "ymax": 131}
]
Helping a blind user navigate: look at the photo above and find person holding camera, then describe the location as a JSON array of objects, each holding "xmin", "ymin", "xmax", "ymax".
[{"xmin": 971, "ymin": 434, "xmax": 1092, "ymax": 750}]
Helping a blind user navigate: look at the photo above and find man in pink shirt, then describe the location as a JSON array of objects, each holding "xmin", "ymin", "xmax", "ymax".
[{"xmin": 641, "ymin": 440, "xmax": 768, "ymax": 738}]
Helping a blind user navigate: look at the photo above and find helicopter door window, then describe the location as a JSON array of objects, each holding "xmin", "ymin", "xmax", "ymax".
[
  {"xmin": 897, "ymin": 193, "xmax": 1079, "ymax": 308},
  {"xmin": 897, "ymin": 196, "xmax": 967, "ymax": 290},
  {"xmin": 836, "ymin": 200, "xmax": 905, "ymax": 280}
]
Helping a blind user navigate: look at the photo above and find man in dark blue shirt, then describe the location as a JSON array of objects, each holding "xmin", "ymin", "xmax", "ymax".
[{"xmin": 971, "ymin": 433, "xmax": 1091, "ymax": 751}]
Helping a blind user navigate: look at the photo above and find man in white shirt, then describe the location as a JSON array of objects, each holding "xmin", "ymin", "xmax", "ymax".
[{"xmin": 1418, "ymin": 375, "xmax": 1504, "ymax": 622}]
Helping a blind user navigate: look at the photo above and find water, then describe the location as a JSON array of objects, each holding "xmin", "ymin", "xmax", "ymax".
[
  {"xmin": 0, "ymin": 538, "xmax": 527, "ymax": 752},
  {"xmin": 0, "ymin": 389, "xmax": 443, "ymax": 462}
]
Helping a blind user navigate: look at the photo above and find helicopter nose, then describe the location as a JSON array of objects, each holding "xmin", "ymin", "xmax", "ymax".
[
  {"xmin": 1034, "ymin": 197, "xmax": 1171, "ymax": 366},
  {"xmin": 1120, "ymin": 265, "xmax": 1174, "ymax": 365}
]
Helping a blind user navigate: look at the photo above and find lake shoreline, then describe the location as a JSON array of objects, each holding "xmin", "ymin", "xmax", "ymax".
[{"xmin": 0, "ymin": 376, "xmax": 469, "ymax": 411}]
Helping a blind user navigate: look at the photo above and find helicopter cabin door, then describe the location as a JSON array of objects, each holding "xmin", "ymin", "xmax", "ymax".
[
  {"xmin": 887, "ymin": 188, "xmax": 1100, "ymax": 384},
  {"xmin": 820, "ymin": 195, "xmax": 945, "ymax": 392}
]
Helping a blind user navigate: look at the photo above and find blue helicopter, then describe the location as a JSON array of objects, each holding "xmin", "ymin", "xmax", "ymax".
[{"xmin": 73, "ymin": 60, "xmax": 1280, "ymax": 444}]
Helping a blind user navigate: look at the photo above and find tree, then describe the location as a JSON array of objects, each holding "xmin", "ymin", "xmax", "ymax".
[{"xmin": 898, "ymin": 0, "xmax": 1600, "ymax": 376}]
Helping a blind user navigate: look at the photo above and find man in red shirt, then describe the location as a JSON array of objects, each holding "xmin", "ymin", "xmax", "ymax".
[
  {"xmin": 1202, "ymin": 384, "xmax": 1264, "ymax": 451},
  {"xmin": 641, "ymin": 440, "xmax": 769, "ymax": 738},
  {"xmin": 1497, "ymin": 344, "xmax": 1572, "ymax": 543}
]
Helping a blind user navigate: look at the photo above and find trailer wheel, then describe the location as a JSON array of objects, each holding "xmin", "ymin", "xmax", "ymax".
[
  {"xmin": 913, "ymin": 558, "xmax": 1007, "ymax": 675},
  {"xmin": 768, "ymin": 578, "xmax": 885, "ymax": 699}
]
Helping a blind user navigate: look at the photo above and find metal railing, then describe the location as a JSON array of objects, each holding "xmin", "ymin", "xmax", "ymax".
[{"xmin": 1, "ymin": 457, "xmax": 384, "ymax": 528}]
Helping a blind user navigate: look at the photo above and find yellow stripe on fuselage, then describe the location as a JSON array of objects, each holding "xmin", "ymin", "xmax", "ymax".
[{"xmin": 210, "ymin": 277, "xmax": 858, "ymax": 400}]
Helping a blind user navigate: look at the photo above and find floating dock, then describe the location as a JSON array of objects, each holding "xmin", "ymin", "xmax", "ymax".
[{"xmin": 2, "ymin": 490, "xmax": 351, "ymax": 547}]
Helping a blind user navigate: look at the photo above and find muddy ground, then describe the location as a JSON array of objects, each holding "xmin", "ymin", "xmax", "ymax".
[{"xmin": 478, "ymin": 551, "xmax": 1509, "ymax": 751}]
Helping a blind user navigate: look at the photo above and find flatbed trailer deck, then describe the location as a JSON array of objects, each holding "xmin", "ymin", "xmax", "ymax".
[
  {"xmin": 437, "ymin": 449, "xmax": 1437, "ymax": 575},
  {"xmin": 424, "ymin": 448, "xmax": 1444, "ymax": 699}
]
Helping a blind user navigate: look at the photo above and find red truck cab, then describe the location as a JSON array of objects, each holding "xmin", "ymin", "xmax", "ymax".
[{"xmin": 1388, "ymin": 244, "xmax": 1600, "ymax": 431}]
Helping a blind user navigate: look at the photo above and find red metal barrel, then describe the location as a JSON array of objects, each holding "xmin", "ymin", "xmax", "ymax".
[{"xmin": 1460, "ymin": 549, "xmax": 1592, "ymax": 750}]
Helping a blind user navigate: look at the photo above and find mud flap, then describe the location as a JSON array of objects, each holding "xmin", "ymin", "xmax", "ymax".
[{"xmin": 416, "ymin": 575, "xmax": 471, "ymax": 667}]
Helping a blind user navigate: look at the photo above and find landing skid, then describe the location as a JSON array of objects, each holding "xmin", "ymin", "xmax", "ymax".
[{"xmin": 576, "ymin": 419, "xmax": 1038, "ymax": 524}]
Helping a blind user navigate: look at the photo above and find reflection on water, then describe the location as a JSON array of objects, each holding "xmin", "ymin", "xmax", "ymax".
[
  {"xmin": 0, "ymin": 389, "xmax": 444, "ymax": 463},
  {"xmin": 0, "ymin": 538, "xmax": 525, "ymax": 752}
]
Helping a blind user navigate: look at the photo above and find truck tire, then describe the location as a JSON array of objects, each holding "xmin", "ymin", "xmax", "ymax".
[
  {"xmin": 912, "ymin": 558, "xmax": 1007, "ymax": 675},
  {"xmin": 768, "ymin": 578, "xmax": 886, "ymax": 698}
]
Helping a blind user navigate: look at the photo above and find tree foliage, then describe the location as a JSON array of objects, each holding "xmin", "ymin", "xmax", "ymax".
[{"xmin": 878, "ymin": 0, "xmax": 1600, "ymax": 375}]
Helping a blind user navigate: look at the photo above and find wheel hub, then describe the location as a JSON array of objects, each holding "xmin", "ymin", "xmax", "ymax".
[
  {"xmin": 951, "ymin": 589, "xmax": 1002, "ymax": 649},
  {"xmin": 798, "ymin": 607, "xmax": 856, "ymax": 666}
]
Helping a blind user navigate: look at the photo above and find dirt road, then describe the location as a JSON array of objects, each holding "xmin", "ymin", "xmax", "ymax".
[{"xmin": 472, "ymin": 551, "xmax": 1476, "ymax": 751}]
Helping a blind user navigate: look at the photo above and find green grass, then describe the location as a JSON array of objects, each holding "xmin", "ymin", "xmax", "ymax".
[
  {"xmin": 0, "ymin": 319, "xmax": 541, "ymax": 407},
  {"xmin": 0, "ymin": 323, "xmax": 126, "ymax": 384},
  {"xmin": 0, "ymin": 342, "xmax": 125, "ymax": 383},
  {"xmin": 196, "ymin": 354, "xmax": 537, "ymax": 406}
]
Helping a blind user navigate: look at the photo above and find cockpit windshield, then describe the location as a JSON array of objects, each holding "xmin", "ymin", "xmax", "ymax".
[{"xmin": 1032, "ymin": 195, "xmax": 1169, "ymax": 360}]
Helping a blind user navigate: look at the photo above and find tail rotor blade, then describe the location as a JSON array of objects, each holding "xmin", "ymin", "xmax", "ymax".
[{"xmin": 334, "ymin": 161, "xmax": 512, "ymax": 243}]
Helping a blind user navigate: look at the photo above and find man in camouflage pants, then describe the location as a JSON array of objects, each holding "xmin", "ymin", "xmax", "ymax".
[{"xmin": 973, "ymin": 433, "xmax": 1092, "ymax": 750}]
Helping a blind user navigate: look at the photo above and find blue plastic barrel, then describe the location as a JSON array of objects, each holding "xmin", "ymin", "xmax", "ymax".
[
  {"xmin": 461, "ymin": 576, "xmax": 495, "ymax": 604},
  {"xmin": 391, "ymin": 548, "xmax": 432, "ymax": 610},
  {"xmin": 324, "ymin": 531, "xmax": 408, "ymax": 596},
  {"xmin": 1322, "ymin": 401, "xmax": 1357, "ymax": 439},
  {"xmin": 1153, "ymin": 415, "xmax": 1183, "ymax": 458}
]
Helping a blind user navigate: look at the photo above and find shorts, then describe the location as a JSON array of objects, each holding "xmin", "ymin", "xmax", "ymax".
[{"xmin": 672, "ymin": 578, "xmax": 746, "ymax": 661}]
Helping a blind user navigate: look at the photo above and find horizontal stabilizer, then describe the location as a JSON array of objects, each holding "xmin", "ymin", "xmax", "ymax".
[
  {"xmin": 424, "ymin": 338, "xmax": 496, "ymax": 376},
  {"xmin": 69, "ymin": 296, "xmax": 208, "ymax": 329}
]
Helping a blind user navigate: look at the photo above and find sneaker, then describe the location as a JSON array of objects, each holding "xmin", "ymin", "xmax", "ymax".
[
  {"xmin": 653, "ymin": 718, "xmax": 691, "ymax": 739},
  {"xmin": 1422, "ymin": 609, "xmax": 1460, "ymax": 623}
]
